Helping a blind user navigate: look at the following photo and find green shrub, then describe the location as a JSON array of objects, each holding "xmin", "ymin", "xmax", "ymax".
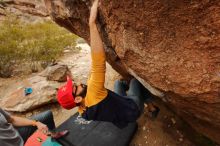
[{"xmin": 0, "ymin": 17, "xmax": 78, "ymax": 77}]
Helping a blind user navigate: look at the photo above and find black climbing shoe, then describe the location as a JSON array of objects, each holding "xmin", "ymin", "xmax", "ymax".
[{"xmin": 149, "ymin": 106, "xmax": 160, "ymax": 119}]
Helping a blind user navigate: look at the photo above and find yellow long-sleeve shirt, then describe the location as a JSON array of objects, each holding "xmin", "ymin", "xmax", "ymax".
[
  {"xmin": 78, "ymin": 50, "xmax": 108, "ymax": 114},
  {"xmin": 79, "ymin": 50, "xmax": 140, "ymax": 127}
]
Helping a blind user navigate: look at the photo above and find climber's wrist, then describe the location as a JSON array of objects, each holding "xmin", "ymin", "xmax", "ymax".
[{"xmin": 32, "ymin": 120, "xmax": 38, "ymax": 127}]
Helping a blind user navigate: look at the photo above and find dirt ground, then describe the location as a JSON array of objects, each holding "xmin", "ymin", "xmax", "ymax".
[
  {"xmin": 0, "ymin": 43, "xmax": 213, "ymax": 146},
  {"xmin": 131, "ymin": 100, "xmax": 194, "ymax": 146}
]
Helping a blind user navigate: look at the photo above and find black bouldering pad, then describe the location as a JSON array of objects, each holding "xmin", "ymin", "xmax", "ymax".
[{"xmin": 56, "ymin": 113, "xmax": 137, "ymax": 146}]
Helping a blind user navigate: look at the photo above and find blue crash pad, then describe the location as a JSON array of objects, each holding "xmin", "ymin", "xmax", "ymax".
[{"xmin": 56, "ymin": 113, "xmax": 137, "ymax": 146}]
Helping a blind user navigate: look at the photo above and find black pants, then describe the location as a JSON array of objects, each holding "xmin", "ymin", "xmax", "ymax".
[{"xmin": 16, "ymin": 110, "xmax": 55, "ymax": 143}]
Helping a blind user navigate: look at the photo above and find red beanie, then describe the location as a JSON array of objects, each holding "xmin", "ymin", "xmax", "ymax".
[{"xmin": 57, "ymin": 76, "xmax": 76, "ymax": 109}]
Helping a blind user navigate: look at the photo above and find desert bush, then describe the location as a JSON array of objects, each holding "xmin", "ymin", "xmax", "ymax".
[{"xmin": 0, "ymin": 16, "xmax": 78, "ymax": 77}]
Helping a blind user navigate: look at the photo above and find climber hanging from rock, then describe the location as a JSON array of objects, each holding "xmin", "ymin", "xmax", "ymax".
[{"xmin": 57, "ymin": 0, "xmax": 159, "ymax": 127}]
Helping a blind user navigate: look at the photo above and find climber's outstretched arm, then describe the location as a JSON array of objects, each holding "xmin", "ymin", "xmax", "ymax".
[
  {"xmin": 89, "ymin": 0, "xmax": 105, "ymax": 56},
  {"xmin": 87, "ymin": 0, "xmax": 107, "ymax": 100}
]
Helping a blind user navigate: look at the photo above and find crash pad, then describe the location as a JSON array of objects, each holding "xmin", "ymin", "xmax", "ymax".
[{"xmin": 56, "ymin": 113, "xmax": 137, "ymax": 146}]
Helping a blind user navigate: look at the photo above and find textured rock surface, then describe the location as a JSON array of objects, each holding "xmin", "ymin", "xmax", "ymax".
[
  {"xmin": 44, "ymin": 0, "xmax": 220, "ymax": 143},
  {"xmin": 0, "ymin": 75, "xmax": 62, "ymax": 112},
  {"xmin": 0, "ymin": 0, "xmax": 48, "ymax": 22},
  {"xmin": 40, "ymin": 64, "xmax": 71, "ymax": 82}
]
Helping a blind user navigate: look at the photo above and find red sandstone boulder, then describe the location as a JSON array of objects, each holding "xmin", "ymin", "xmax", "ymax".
[
  {"xmin": 2, "ymin": 0, "xmax": 219, "ymax": 143},
  {"xmin": 44, "ymin": 0, "xmax": 220, "ymax": 143}
]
